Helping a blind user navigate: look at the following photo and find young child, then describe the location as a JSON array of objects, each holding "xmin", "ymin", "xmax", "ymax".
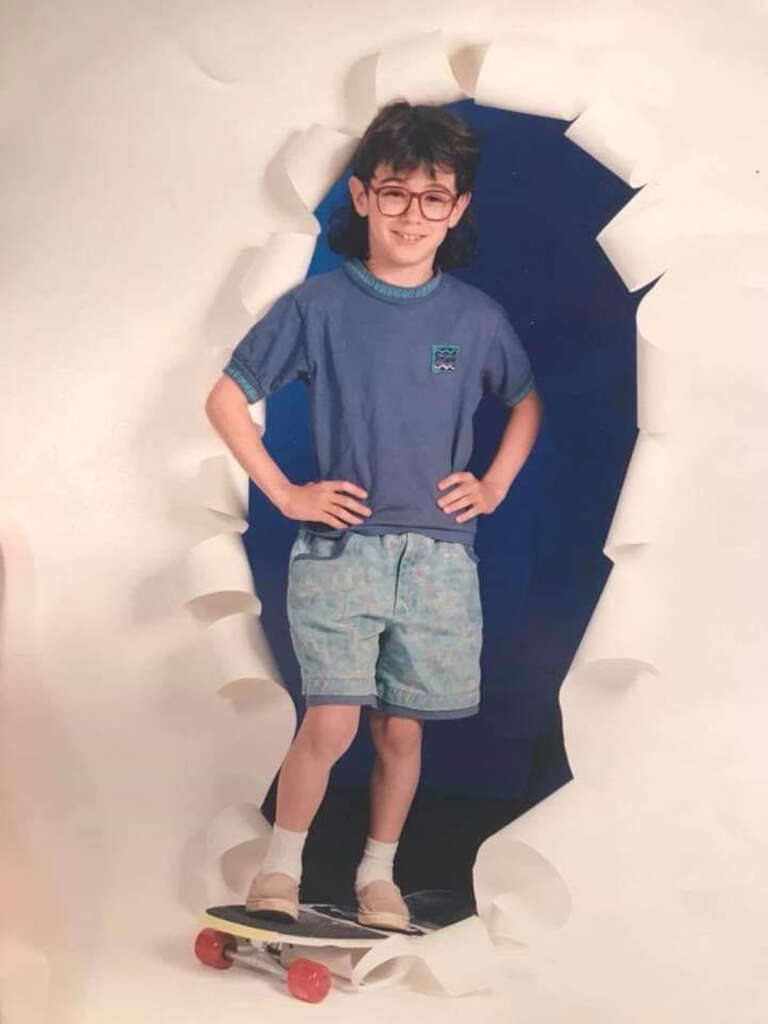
[{"xmin": 205, "ymin": 101, "xmax": 542, "ymax": 932}]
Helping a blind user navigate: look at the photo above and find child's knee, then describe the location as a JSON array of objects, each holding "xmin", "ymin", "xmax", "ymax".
[
  {"xmin": 370, "ymin": 713, "xmax": 423, "ymax": 758},
  {"xmin": 300, "ymin": 704, "xmax": 360, "ymax": 763}
]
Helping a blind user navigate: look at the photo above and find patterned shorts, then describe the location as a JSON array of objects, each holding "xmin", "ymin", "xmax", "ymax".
[{"xmin": 286, "ymin": 528, "xmax": 483, "ymax": 719}]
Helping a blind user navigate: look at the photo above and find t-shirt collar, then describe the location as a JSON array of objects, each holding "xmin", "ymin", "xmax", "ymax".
[{"xmin": 343, "ymin": 256, "xmax": 443, "ymax": 303}]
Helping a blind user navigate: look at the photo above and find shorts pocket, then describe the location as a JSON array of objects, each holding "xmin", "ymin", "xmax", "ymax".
[
  {"xmin": 458, "ymin": 543, "xmax": 480, "ymax": 566},
  {"xmin": 291, "ymin": 527, "xmax": 354, "ymax": 564}
]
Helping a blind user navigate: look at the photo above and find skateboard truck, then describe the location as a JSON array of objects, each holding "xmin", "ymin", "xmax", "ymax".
[{"xmin": 194, "ymin": 927, "xmax": 332, "ymax": 1003}]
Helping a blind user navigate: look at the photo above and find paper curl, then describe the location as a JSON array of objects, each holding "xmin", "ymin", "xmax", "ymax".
[
  {"xmin": 202, "ymin": 803, "xmax": 273, "ymax": 903},
  {"xmin": 567, "ymin": 550, "xmax": 663, "ymax": 676},
  {"xmin": 560, "ymin": 663, "xmax": 663, "ymax": 791},
  {"xmin": 565, "ymin": 96, "xmax": 663, "ymax": 188},
  {"xmin": 284, "ymin": 124, "xmax": 358, "ymax": 213},
  {"xmin": 375, "ymin": 30, "xmax": 465, "ymax": 107},
  {"xmin": 636, "ymin": 333, "xmax": 671, "ymax": 435},
  {"xmin": 350, "ymin": 914, "xmax": 502, "ymax": 995},
  {"xmin": 474, "ymin": 838, "xmax": 572, "ymax": 946},
  {"xmin": 182, "ymin": 531, "xmax": 260, "ymax": 622},
  {"xmin": 603, "ymin": 430, "xmax": 668, "ymax": 559},
  {"xmin": 475, "ymin": 34, "xmax": 591, "ymax": 119},
  {"xmin": 205, "ymin": 612, "xmax": 283, "ymax": 696},
  {"xmin": 238, "ymin": 232, "xmax": 318, "ymax": 318},
  {"xmin": 597, "ymin": 197, "xmax": 671, "ymax": 291},
  {"xmin": 192, "ymin": 452, "xmax": 250, "ymax": 522}
]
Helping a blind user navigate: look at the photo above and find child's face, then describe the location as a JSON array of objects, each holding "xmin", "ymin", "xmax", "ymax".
[{"xmin": 348, "ymin": 161, "xmax": 471, "ymax": 271}]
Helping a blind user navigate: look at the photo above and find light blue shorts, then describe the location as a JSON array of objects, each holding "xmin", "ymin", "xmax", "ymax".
[{"xmin": 286, "ymin": 528, "xmax": 483, "ymax": 719}]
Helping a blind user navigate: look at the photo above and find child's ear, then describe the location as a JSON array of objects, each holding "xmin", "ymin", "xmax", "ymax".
[
  {"xmin": 451, "ymin": 190, "xmax": 472, "ymax": 226},
  {"xmin": 348, "ymin": 175, "xmax": 368, "ymax": 217}
]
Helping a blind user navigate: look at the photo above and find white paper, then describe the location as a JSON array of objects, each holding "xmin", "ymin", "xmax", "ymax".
[
  {"xmin": 202, "ymin": 803, "xmax": 273, "ymax": 901},
  {"xmin": 375, "ymin": 30, "xmax": 466, "ymax": 106},
  {"xmin": 205, "ymin": 612, "xmax": 284, "ymax": 694},
  {"xmin": 603, "ymin": 431, "xmax": 668, "ymax": 558},
  {"xmin": 475, "ymin": 34, "xmax": 592, "ymax": 119},
  {"xmin": 349, "ymin": 914, "xmax": 503, "ymax": 995},
  {"xmin": 192, "ymin": 452, "xmax": 250, "ymax": 522},
  {"xmin": 636, "ymin": 332, "xmax": 671, "ymax": 435},
  {"xmin": 565, "ymin": 96, "xmax": 663, "ymax": 187},
  {"xmin": 5, "ymin": 10, "xmax": 768, "ymax": 1022},
  {"xmin": 0, "ymin": 939, "xmax": 50, "ymax": 1024},
  {"xmin": 238, "ymin": 232, "xmax": 318, "ymax": 318},
  {"xmin": 280, "ymin": 943, "xmax": 415, "ymax": 991},
  {"xmin": 569, "ymin": 547, "xmax": 664, "ymax": 673},
  {"xmin": 181, "ymin": 531, "xmax": 260, "ymax": 622},
  {"xmin": 284, "ymin": 124, "xmax": 358, "ymax": 213}
]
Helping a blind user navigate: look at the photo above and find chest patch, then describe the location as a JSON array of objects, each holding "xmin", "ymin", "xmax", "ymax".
[{"xmin": 431, "ymin": 344, "xmax": 460, "ymax": 373}]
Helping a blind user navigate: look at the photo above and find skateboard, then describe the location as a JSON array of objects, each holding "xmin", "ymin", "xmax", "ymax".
[{"xmin": 194, "ymin": 889, "xmax": 474, "ymax": 1002}]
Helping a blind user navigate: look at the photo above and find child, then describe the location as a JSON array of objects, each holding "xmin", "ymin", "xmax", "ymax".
[{"xmin": 204, "ymin": 100, "xmax": 542, "ymax": 932}]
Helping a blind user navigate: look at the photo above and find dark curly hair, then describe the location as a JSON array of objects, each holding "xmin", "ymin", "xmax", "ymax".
[{"xmin": 327, "ymin": 100, "xmax": 486, "ymax": 271}]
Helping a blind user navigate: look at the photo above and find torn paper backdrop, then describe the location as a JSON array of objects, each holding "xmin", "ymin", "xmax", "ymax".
[{"xmin": 2, "ymin": 6, "xmax": 768, "ymax": 1023}]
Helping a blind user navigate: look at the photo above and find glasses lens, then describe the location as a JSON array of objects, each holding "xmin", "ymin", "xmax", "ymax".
[
  {"xmin": 421, "ymin": 191, "xmax": 453, "ymax": 220},
  {"xmin": 378, "ymin": 187, "xmax": 410, "ymax": 215},
  {"xmin": 376, "ymin": 187, "xmax": 454, "ymax": 220}
]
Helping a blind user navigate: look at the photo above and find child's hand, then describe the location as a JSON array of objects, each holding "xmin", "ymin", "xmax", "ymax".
[
  {"xmin": 436, "ymin": 473, "xmax": 507, "ymax": 523},
  {"xmin": 278, "ymin": 480, "xmax": 372, "ymax": 529}
]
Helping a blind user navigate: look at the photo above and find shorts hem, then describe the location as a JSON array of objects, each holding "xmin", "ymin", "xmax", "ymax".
[
  {"xmin": 303, "ymin": 693, "xmax": 378, "ymax": 706},
  {"xmin": 370, "ymin": 699, "xmax": 480, "ymax": 720}
]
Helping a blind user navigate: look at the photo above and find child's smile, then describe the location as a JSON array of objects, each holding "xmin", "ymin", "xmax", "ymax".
[
  {"xmin": 347, "ymin": 161, "xmax": 471, "ymax": 288},
  {"xmin": 391, "ymin": 230, "xmax": 427, "ymax": 243}
]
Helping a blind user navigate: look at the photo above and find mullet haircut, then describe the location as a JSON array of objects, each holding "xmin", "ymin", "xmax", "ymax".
[{"xmin": 327, "ymin": 100, "xmax": 485, "ymax": 270}]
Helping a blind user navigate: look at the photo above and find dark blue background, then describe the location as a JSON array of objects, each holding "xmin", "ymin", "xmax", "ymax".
[{"xmin": 245, "ymin": 100, "xmax": 647, "ymax": 816}]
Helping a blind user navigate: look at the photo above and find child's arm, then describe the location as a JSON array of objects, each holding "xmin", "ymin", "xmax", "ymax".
[
  {"xmin": 204, "ymin": 373, "xmax": 294, "ymax": 512},
  {"xmin": 481, "ymin": 387, "xmax": 543, "ymax": 501},
  {"xmin": 204, "ymin": 374, "xmax": 372, "ymax": 528},
  {"xmin": 437, "ymin": 388, "xmax": 542, "ymax": 523}
]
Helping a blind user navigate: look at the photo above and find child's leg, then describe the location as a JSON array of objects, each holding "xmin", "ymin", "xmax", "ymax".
[
  {"xmin": 259, "ymin": 704, "xmax": 361, "ymax": 883},
  {"xmin": 355, "ymin": 711, "xmax": 423, "ymax": 891},
  {"xmin": 275, "ymin": 704, "xmax": 362, "ymax": 828}
]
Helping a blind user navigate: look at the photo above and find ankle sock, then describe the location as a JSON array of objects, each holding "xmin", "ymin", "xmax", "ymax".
[
  {"xmin": 260, "ymin": 823, "xmax": 309, "ymax": 884},
  {"xmin": 355, "ymin": 835, "xmax": 399, "ymax": 892}
]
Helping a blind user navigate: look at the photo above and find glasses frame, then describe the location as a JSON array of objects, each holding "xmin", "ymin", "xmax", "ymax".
[{"xmin": 366, "ymin": 182, "xmax": 460, "ymax": 222}]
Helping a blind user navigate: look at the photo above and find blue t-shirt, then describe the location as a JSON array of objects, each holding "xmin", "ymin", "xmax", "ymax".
[{"xmin": 223, "ymin": 256, "xmax": 534, "ymax": 554}]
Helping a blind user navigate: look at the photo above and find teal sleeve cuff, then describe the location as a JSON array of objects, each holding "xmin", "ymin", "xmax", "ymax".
[
  {"xmin": 223, "ymin": 357, "xmax": 265, "ymax": 403},
  {"xmin": 503, "ymin": 375, "xmax": 535, "ymax": 407}
]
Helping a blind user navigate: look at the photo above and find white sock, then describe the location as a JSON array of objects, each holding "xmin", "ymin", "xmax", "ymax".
[
  {"xmin": 355, "ymin": 835, "xmax": 399, "ymax": 892},
  {"xmin": 260, "ymin": 823, "xmax": 309, "ymax": 884}
]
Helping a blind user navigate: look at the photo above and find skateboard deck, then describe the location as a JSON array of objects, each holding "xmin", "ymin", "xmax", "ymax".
[
  {"xmin": 203, "ymin": 901, "xmax": 422, "ymax": 944},
  {"xmin": 195, "ymin": 889, "xmax": 475, "ymax": 1002}
]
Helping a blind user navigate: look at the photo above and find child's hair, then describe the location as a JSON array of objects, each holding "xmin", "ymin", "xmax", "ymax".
[{"xmin": 327, "ymin": 100, "xmax": 485, "ymax": 270}]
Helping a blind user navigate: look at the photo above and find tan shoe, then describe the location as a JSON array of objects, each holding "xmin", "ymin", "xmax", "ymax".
[
  {"xmin": 356, "ymin": 879, "xmax": 411, "ymax": 932},
  {"xmin": 244, "ymin": 871, "xmax": 299, "ymax": 921}
]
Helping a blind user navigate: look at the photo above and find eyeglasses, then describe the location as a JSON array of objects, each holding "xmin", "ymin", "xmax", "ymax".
[{"xmin": 366, "ymin": 183, "xmax": 459, "ymax": 221}]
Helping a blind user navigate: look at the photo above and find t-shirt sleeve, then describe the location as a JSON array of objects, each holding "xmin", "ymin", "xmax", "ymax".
[
  {"xmin": 481, "ymin": 310, "xmax": 535, "ymax": 407},
  {"xmin": 222, "ymin": 288, "xmax": 310, "ymax": 403}
]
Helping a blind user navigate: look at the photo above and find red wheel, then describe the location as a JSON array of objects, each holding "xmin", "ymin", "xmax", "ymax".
[
  {"xmin": 194, "ymin": 928, "xmax": 236, "ymax": 969},
  {"xmin": 286, "ymin": 958, "xmax": 332, "ymax": 1002}
]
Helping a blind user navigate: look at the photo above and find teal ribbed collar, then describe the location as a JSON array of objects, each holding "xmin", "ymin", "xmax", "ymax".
[{"xmin": 343, "ymin": 257, "xmax": 443, "ymax": 303}]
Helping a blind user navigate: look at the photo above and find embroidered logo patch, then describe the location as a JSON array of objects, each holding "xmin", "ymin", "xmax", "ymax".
[{"xmin": 431, "ymin": 344, "xmax": 460, "ymax": 373}]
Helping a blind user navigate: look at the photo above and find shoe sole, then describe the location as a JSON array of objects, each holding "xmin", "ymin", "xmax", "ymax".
[
  {"xmin": 244, "ymin": 896, "xmax": 299, "ymax": 921},
  {"xmin": 357, "ymin": 909, "xmax": 411, "ymax": 931}
]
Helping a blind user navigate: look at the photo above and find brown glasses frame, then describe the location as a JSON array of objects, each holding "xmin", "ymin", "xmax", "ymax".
[{"xmin": 366, "ymin": 183, "xmax": 459, "ymax": 221}]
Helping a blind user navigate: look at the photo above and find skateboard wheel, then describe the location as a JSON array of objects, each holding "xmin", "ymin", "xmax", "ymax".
[
  {"xmin": 194, "ymin": 928, "xmax": 236, "ymax": 969},
  {"xmin": 286, "ymin": 958, "xmax": 332, "ymax": 1003}
]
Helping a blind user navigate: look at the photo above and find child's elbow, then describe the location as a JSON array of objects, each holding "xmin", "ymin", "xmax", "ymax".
[{"xmin": 204, "ymin": 373, "xmax": 245, "ymax": 420}]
